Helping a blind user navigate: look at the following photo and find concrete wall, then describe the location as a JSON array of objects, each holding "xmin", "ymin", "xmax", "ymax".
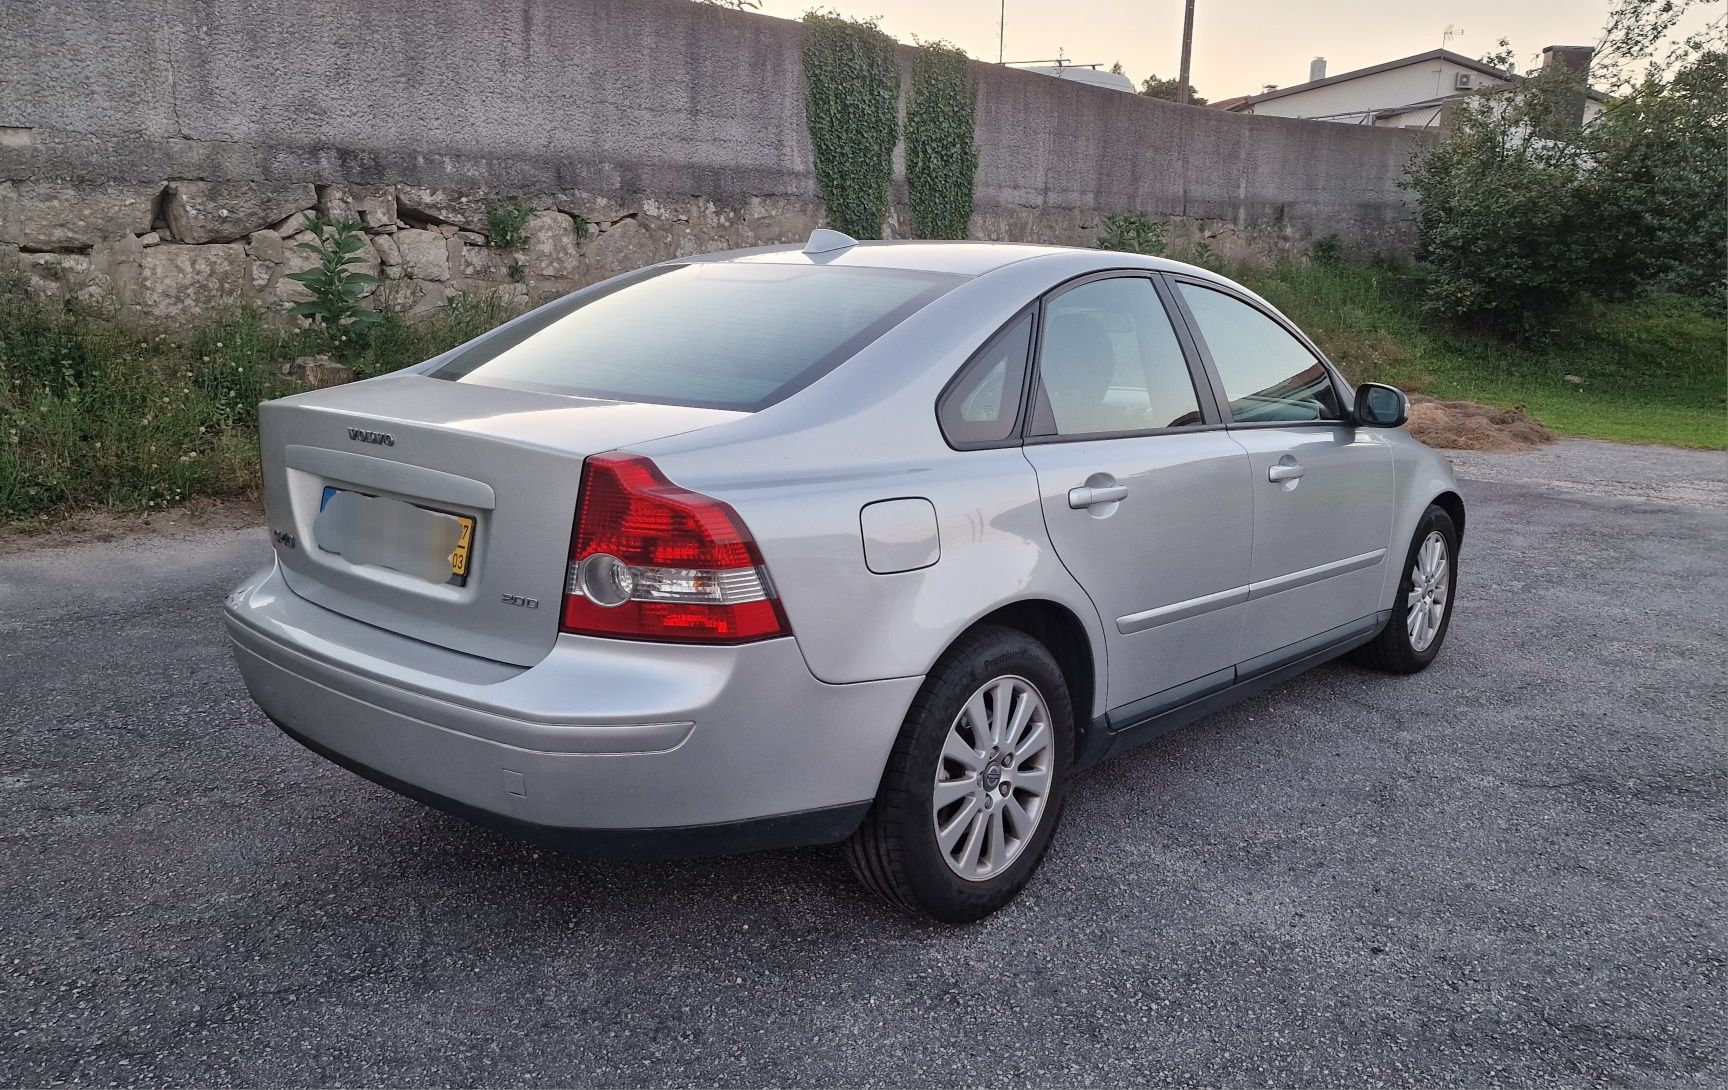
[
  {"xmin": 0, "ymin": 0, "xmax": 1432, "ymax": 318},
  {"xmin": 1, "ymin": 0, "xmax": 815, "ymax": 199},
  {"xmin": 967, "ymin": 60, "xmax": 1430, "ymax": 243}
]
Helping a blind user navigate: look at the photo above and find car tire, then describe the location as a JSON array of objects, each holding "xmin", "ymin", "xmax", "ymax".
[
  {"xmin": 845, "ymin": 625, "xmax": 1074, "ymax": 923},
  {"xmin": 1354, "ymin": 504, "xmax": 1459, "ymax": 674}
]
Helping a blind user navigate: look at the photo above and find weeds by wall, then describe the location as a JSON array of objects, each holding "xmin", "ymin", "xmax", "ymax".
[
  {"xmin": 0, "ymin": 276, "xmax": 521, "ymax": 520},
  {"xmin": 0, "ymin": 293, "xmax": 289, "ymax": 516}
]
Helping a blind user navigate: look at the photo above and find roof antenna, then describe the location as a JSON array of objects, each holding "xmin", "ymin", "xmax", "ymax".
[{"xmin": 803, "ymin": 228, "xmax": 858, "ymax": 254}]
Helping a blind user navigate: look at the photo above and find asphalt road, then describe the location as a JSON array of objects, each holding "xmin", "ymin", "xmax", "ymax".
[{"xmin": 3, "ymin": 440, "xmax": 1724, "ymax": 1088}]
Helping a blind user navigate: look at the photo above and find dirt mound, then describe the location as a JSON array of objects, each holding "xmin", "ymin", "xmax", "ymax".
[{"xmin": 1406, "ymin": 395, "xmax": 1555, "ymax": 452}]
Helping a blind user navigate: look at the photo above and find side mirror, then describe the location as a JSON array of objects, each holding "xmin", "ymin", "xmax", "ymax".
[{"xmin": 1354, "ymin": 383, "xmax": 1409, "ymax": 428}]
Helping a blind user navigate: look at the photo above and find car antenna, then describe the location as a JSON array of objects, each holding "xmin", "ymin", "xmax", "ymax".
[{"xmin": 803, "ymin": 228, "xmax": 858, "ymax": 254}]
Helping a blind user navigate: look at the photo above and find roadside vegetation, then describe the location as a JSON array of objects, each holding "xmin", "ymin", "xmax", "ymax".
[
  {"xmin": 4, "ymin": 249, "xmax": 1718, "ymax": 528},
  {"xmin": 0, "ymin": 271, "xmax": 516, "ymax": 522},
  {"xmin": 1233, "ymin": 259, "xmax": 1725, "ymax": 450}
]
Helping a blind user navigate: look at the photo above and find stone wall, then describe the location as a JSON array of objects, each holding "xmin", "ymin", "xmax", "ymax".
[
  {"xmin": 0, "ymin": 0, "xmax": 1433, "ymax": 321},
  {"xmin": 1, "ymin": 182, "xmax": 827, "ymax": 319}
]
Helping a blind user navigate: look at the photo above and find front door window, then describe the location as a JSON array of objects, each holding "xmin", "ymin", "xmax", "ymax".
[{"xmin": 1176, "ymin": 283, "xmax": 1344, "ymax": 423}]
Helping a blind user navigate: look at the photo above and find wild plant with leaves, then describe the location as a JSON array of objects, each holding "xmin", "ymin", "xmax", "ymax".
[
  {"xmin": 285, "ymin": 219, "xmax": 380, "ymax": 329},
  {"xmin": 485, "ymin": 198, "xmax": 534, "ymax": 250},
  {"xmin": 1096, "ymin": 214, "xmax": 1166, "ymax": 256}
]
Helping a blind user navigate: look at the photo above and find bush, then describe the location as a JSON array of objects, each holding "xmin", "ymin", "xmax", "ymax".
[
  {"xmin": 1309, "ymin": 234, "xmax": 1343, "ymax": 266},
  {"xmin": 1401, "ymin": 5, "xmax": 1725, "ymax": 339},
  {"xmin": 905, "ymin": 41, "xmax": 979, "ymax": 240},
  {"xmin": 1402, "ymin": 113, "xmax": 1604, "ymax": 339},
  {"xmin": 801, "ymin": 12, "xmax": 901, "ymax": 240},
  {"xmin": 1185, "ymin": 240, "xmax": 1220, "ymax": 270},
  {"xmin": 1586, "ymin": 51, "xmax": 1727, "ymax": 302}
]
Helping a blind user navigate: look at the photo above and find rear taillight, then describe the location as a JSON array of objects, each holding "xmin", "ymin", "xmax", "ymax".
[{"xmin": 560, "ymin": 453, "xmax": 791, "ymax": 643}]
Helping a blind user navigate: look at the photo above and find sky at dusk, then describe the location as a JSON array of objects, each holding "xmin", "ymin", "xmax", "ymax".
[{"xmin": 749, "ymin": 0, "xmax": 1712, "ymax": 100}]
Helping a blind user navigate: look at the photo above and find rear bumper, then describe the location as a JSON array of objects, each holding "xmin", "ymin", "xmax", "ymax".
[
  {"xmin": 224, "ymin": 562, "xmax": 918, "ymax": 855},
  {"xmin": 271, "ymin": 717, "xmax": 869, "ymax": 857}
]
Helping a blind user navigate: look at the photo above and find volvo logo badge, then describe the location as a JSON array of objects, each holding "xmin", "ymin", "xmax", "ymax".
[{"xmin": 347, "ymin": 428, "xmax": 395, "ymax": 446}]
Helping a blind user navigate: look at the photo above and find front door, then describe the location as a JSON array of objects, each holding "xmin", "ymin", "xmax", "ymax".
[
  {"xmin": 1171, "ymin": 280, "xmax": 1395, "ymax": 661},
  {"xmin": 1019, "ymin": 274, "xmax": 1254, "ymax": 710}
]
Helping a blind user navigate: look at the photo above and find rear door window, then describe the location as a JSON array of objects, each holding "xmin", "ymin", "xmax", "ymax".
[
  {"xmin": 1032, "ymin": 277, "xmax": 1206, "ymax": 437},
  {"xmin": 432, "ymin": 263, "xmax": 965, "ymax": 411}
]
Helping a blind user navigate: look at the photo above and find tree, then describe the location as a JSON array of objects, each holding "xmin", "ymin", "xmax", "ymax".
[
  {"xmin": 1109, "ymin": 60, "xmax": 1125, "ymax": 75},
  {"xmin": 1401, "ymin": 0, "xmax": 1724, "ymax": 337},
  {"xmin": 1140, "ymin": 73, "xmax": 1207, "ymax": 105},
  {"xmin": 1587, "ymin": 48, "xmax": 1727, "ymax": 300}
]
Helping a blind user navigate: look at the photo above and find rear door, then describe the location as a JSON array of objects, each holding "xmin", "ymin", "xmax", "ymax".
[
  {"xmin": 1169, "ymin": 278, "xmax": 1395, "ymax": 661},
  {"xmin": 1018, "ymin": 273, "xmax": 1254, "ymax": 711}
]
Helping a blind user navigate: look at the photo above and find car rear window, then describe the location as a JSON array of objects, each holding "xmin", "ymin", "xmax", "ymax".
[{"xmin": 429, "ymin": 262, "xmax": 966, "ymax": 411}]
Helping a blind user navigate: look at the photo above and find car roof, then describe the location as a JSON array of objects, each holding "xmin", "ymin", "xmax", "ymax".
[{"xmin": 683, "ymin": 239, "xmax": 1206, "ymax": 279}]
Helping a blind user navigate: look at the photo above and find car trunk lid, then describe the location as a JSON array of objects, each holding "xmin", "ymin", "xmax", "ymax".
[{"xmin": 259, "ymin": 375, "xmax": 744, "ymax": 666}]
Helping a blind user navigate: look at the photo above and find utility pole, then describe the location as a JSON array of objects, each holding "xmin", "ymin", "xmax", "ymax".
[
  {"xmin": 998, "ymin": 0, "xmax": 1007, "ymax": 64},
  {"xmin": 1177, "ymin": 0, "xmax": 1196, "ymax": 104}
]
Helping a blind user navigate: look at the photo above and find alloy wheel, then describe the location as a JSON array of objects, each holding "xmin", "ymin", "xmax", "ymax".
[
  {"xmin": 1407, "ymin": 530, "xmax": 1450, "ymax": 652},
  {"xmin": 931, "ymin": 675, "xmax": 1054, "ymax": 881}
]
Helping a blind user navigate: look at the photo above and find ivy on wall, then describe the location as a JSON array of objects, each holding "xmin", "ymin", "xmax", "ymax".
[
  {"xmin": 801, "ymin": 12, "xmax": 901, "ymax": 240},
  {"xmin": 905, "ymin": 41, "xmax": 979, "ymax": 240}
]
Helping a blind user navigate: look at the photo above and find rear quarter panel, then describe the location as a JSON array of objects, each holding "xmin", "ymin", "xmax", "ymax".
[{"xmin": 633, "ymin": 254, "xmax": 1117, "ymax": 717}]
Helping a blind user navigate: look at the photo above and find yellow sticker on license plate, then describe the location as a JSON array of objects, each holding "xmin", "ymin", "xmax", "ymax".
[{"xmin": 449, "ymin": 515, "xmax": 474, "ymax": 579}]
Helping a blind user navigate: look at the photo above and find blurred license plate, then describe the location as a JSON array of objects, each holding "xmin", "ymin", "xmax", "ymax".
[{"xmin": 315, "ymin": 486, "xmax": 474, "ymax": 586}]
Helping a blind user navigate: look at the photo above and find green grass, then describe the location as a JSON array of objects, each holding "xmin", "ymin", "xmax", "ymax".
[
  {"xmin": 0, "ymin": 279, "xmax": 522, "ymax": 523},
  {"xmin": 0, "ymin": 300, "xmax": 293, "ymax": 519},
  {"xmin": 1236, "ymin": 260, "xmax": 1727, "ymax": 450}
]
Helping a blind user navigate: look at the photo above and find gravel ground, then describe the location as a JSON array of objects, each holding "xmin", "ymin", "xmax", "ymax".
[{"xmin": 2, "ymin": 440, "xmax": 1724, "ymax": 1088}]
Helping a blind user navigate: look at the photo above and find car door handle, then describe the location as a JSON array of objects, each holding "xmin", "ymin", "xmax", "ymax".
[
  {"xmin": 1268, "ymin": 462, "xmax": 1306, "ymax": 483},
  {"xmin": 1068, "ymin": 483, "xmax": 1129, "ymax": 509}
]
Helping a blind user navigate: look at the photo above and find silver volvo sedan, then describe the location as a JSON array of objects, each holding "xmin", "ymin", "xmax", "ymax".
[{"xmin": 225, "ymin": 231, "xmax": 1463, "ymax": 922}]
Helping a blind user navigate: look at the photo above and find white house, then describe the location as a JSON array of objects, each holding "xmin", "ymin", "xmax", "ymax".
[
  {"xmin": 1016, "ymin": 63, "xmax": 1137, "ymax": 94},
  {"xmin": 1221, "ymin": 47, "xmax": 1605, "ymax": 128}
]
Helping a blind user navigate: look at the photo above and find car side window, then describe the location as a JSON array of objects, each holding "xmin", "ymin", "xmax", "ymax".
[
  {"xmin": 938, "ymin": 312, "xmax": 1033, "ymax": 446},
  {"xmin": 1176, "ymin": 283, "xmax": 1344, "ymax": 423},
  {"xmin": 1033, "ymin": 277, "xmax": 1204, "ymax": 438}
]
